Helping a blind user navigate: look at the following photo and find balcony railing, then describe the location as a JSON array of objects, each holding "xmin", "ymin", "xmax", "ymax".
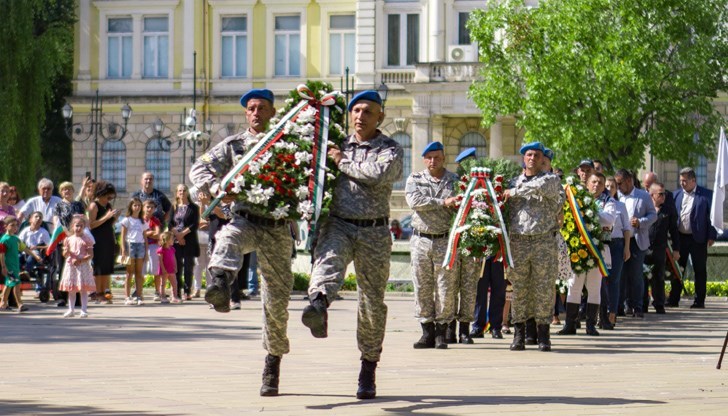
[
  {"xmin": 380, "ymin": 69, "xmax": 415, "ymax": 84},
  {"xmin": 414, "ymin": 62, "xmax": 483, "ymax": 83}
]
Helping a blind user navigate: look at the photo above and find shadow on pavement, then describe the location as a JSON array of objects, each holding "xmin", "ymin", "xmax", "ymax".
[
  {"xmin": 304, "ymin": 394, "xmax": 664, "ymax": 413},
  {"xmin": 0, "ymin": 400, "xmax": 181, "ymax": 416}
]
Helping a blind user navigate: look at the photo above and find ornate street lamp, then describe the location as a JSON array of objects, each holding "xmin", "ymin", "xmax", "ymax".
[{"xmin": 61, "ymin": 89, "xmax": 132, "ymax": 178}]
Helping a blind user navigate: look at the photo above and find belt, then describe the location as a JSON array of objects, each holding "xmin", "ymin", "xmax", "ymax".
[
  {"xmin": 611, "ymin": 237, "xmax": 624, "ymax": 242},
  {"xmin": 237, "ymin": 211, "xmax": 287, "ymax": 227},
  {"xmin": 333, "ymin": 216, "xmax": 388, "ymax": 227},
  {"xmin": 414, "ymin": 230, "xmax": 449, "ymax": 239}
]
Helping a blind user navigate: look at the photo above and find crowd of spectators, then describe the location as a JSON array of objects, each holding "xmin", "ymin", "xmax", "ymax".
[{"xmin": 0, "ymin": 172, "xmax": 259, "ymax": 315}]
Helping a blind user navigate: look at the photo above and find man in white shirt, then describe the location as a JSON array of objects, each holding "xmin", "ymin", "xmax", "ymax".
[{"xmin": 18, "ymin": 178, "xmax": 62, "ymax": 225}]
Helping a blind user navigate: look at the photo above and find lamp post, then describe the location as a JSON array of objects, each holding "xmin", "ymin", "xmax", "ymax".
[
  {"xmin": 377, "ymin": 81, "xmax": 389, "ymax": 110},
  {"xmin": 61, "ymin": 89, "xmax": 132, "ymax": 179},
  {"xmin": 153, "ymin": 111, "xmax": 213, "ymax": 184},
  {"xmin": 340, "ymin": 66, "xmax": 355, "ymax": 131}
]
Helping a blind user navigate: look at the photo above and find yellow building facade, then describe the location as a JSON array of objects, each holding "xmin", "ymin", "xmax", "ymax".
[{"xmin": 68, "ymin": 0, "xmax": 726, "ymax": 222}]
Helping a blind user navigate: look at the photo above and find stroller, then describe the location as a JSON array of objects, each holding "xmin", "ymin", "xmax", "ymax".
[{"xmin": 17, "ymin": 250, "xmax": 56, "ymax": 303}]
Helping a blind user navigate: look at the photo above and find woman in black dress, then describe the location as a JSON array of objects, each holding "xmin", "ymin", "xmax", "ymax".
[
  {"xmin": 171, "ymin": 184, "xmax": 199, "ymax": 300},
  {"xmin": 87, "ymin": 181, "xmax": 119, "ymax": 303}
]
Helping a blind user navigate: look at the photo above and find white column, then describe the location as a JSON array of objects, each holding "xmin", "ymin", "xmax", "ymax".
[
  {"xmin": 428, "ymin": 0, "xmax": 445, "ymax": 62},
  {"xmin": 181, "ymin": 0, "xmax": 195, "ymax": 84},
  {"xmin": 489, "ymin": 119, "xmax": 503, "ymax": 158},
  {"xmin": 356, "ymin": 0, "xmax": 377, "ymax": 87},
  {"xmin": 78, "ymin": 0, "xmax": 91, "ymax": 87}
]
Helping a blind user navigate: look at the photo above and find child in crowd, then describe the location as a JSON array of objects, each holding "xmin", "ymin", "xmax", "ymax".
[
  {"xmin": 18, "ymin": 211, "xmax": 50, "ymax": 291},
  {"xmin": 120, "ymin": 198, "xmax": 149, "ymax": 306},
  {"xmin": 142, "ymin": 200, "xmax": 162, "ymax": 301},
  {"xmin": 58, "ymin": 215, "xmax": 95, "ymax": 318},
  {"xmin": 0, "ymin": 216, "xmax": 42, "ymax": 312},
  {"xmin": 157, "ymin": 231, "xmax": 180, "ymax": 303}
]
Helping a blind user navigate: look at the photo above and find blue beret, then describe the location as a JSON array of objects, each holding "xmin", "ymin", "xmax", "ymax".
[
  {"xmin": 455, "ymin": 147, "xmax": 477, "ymax": 163},
  {"xmin": 240, "ymin": 89, "xmax": 275, "ymax": 108},
  {"xmin": 347, "ymin": 90, "xmax": 383, "ymax": 112},
  {"xmin": 519, "ymin": 141, "xmax": 545, "ymax": 155},
  {"xmin": 544, "ymin": 148, "xmax": 555, "ymax": 161},
  {"xmin": 422, "ymin": 141, "xmax": 444, "ymax": 156}
]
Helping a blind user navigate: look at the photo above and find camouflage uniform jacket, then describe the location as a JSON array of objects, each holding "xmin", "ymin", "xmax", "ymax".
[
  {"xmin": 330, "ymin": 131, "xmax": 403, "ymax": 219},
  {"xmin": 507, "ymin": 171, "xmax": 563, "ymax": 235},
  {"xmin": 405, "ymin": 168, "xmax": 458, "ymax": 234},
  {"xmin": 188, "ymin": 129, "xmax": 263, "ymax": 217}
]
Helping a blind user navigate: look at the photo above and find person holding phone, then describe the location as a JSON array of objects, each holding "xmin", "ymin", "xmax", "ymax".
[{"xmin": 87, "ymin": 180, "xmax": 119, "ymax": 303}]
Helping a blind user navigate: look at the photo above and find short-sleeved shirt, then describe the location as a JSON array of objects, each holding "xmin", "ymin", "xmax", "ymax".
[
  {"xmin": 0, "ymin": 234, "xmax": 24, "ymax": 275},
  {"xmin": 18, "ymin": 227, "xmax": 50, "ymax": 252},
  {"xmin": 131, "ymin": 189, "xmax": 172, "ymax": 227},
  {"xmin": 53, "ymin": 200, "xmax": 86, "ymax": 229},
  {"xmin": 119, "ymin": 216, "xmax": 149, "ymax": 244},
  {"xmin": 145, "ymin": 216, "xmax": 161, "ymax": 245},
  {"xmin": 19, "ymin": 195, "xmax": 62, "ymax": 222}
]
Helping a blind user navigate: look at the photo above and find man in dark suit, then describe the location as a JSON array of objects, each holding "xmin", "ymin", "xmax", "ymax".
[
  {"xmin": 672, "ymin": 167, "xmax": 717, "ymax": 308},
  {"xmin": 644, "ymin": 182, "xmax": 680, "ymax": 314}
]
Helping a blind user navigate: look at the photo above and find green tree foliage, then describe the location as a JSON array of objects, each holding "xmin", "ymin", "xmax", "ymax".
[
  {"xmin": 0, "ymin": 0, "xmax": 74, "ymax": 195},
  {"xmin": 468, "ymin": 0, "xmax": 727, "ymax": 171}
]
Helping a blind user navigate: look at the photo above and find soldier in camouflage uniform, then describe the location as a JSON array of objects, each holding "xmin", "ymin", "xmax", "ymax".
[
  {"xmin": 504, "ymin": 141, "xmax": 563, "ymax": 352},
  {"xmin": 405, "ymin": 141, "xmax": 459, "ymax": 350},
  {"xmin": 189, "ymin": 89, "xmax": 292, "ymax": 397},
  {"xmin": 301, "ymin": 90, "xmax": 403, "ymax": 400}
]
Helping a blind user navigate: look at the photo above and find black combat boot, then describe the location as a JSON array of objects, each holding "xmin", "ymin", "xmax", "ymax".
[
  {"xmin": 434, "ymin": 323, "xmax": 448, "ymax": 349},
  {"xmin": 260, "ymin": 354, "xmax": 281, "ymax": 396},
  {"xmin": 413, "ymin": 322, "xmax": 436, "ymax": 349},
  {"xmin": 557, "ymin": 302, "xmax": 579, "ymax": 335},
  {"xmin": 525, "ymin": 318, "xmax": 537, "ymax": 345},
  {"xmin": 585, "ymin": 303, "xmax": 600, "ymax": 336},
  {"xmin": 445, "ymin": 320, "xmax": 457, "ymax": 344},
  {"xmin": 510, "ymin": 322, "xmax": 526, "ymax": 351},
  {"xmin": 537, "ymin": 324, "xmax": 552, "ymax": 352},
  {"xmin": 301, "ymin": 292, "xmax": 328, "ymax": 338},
  {"xmin": 204, "ymin": 268, "xmax": 232, "ymax": 313},
  {"xmin": 458, "ymin": 321, "xmax": 473, "ymax": 344},
  {"xmin": 356, "ymin": 359, "xmax": 377, "ymax": 399}
]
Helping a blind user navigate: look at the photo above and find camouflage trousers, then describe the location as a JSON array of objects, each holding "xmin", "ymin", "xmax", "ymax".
[
  {"xmin": 309, "ymin": 217, "xmax": 392, "ymax": 362},
  {"xmin": 507, "ymin": 232, "xmax": 558, "ymax": 325},
  {"xmin": 410, "ymin": 235, "xmax": 456, "ymax": 324},
  {"xmin": 208, "ymin": 215, "xmax": 294, "ymax": 357},
  {"xmin": 455, "ymin": 256, "xmax": 481, "ymax": 322}
]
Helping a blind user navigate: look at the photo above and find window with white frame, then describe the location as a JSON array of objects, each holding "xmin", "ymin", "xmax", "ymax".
[
  {"xmin": 392, "ymin": 132, "xmax": 412, "ymax": 190},
  {"xmin": 329, "ymin": 14, "xmax": 355, "ymax": 76},
  {"xmin": 274, "ymin": 15, "xmax": 301, "ymax": 76},
  {"xmin": 460, "ymin": 132, "xmax": 487, "ymax": 158},
  {"xmin": 458, "ymin": 12, "xmax": 471, "ymax": 45},
  {"xmin": 101, "ymin": 140, "xmax": 126, "ymax": 192},
  {"xmin": 221, "ymin": 16, "xmax": 247, "ymax": 78},
  {"xmin": 143, "ymin": 17, "xmax": 169, "ymax": 78},
  {"xmin": 387, "ymin": 13, "xmax": 419, "ymax": 67},
  {"xmin": 145, "ymin": 138, "xmax": 171, "ymax": 193},
  {"xmin": 107, "ymin": 17, "xmax": 133, "ymax": 79}
]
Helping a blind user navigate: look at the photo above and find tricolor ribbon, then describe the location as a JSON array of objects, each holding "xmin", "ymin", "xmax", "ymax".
[
  {"xmin": 443, "ymin": 168, "xmax": 513, "ymax": 270},
  {"xmin": 306, "ymin": 98, "xmax": 336, "ymax": 249},
  {"xmin": 484, "ymin": 176, "xmax": 514, "ymax": 268},
  {"xmin": 202, "ymin": 93, "xmax": 310, "ymax": 219},
  {"xmin": 564, "ymin": 184, "xmax": 609, "ymax": 277},
  {"xmin": 666, "ymin": 243, "xmax": 683, "ymax": 282}
]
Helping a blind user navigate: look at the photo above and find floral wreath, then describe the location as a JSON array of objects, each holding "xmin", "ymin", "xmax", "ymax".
[
  {"xmin": 227, "ymin": 81, "xmax": 346, "ymax": 221},
  {"xmin": 443, "ymin": 157, "xmax": 520, "ymax": 266},
  {"xmin": 560, "ymin": 176, "xmax": 609, "ymax": 274}
]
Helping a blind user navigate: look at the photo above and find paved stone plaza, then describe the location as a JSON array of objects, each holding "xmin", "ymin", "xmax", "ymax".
[{"xmin": 2, "ymin": 292, "xmax": 727, "ymax": 415}]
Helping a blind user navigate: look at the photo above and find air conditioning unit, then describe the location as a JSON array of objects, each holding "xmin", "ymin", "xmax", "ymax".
[{"xmin": 447, "ymin": 44, "xmax": 477, "ymax": 63}]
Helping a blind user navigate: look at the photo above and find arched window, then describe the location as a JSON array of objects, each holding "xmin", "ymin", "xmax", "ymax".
[
  {"xmin": 101, "ymin": 140, "xmax": 126, "ymax": 192},
  {"xmin": 145, "ymin": 138, "xmax": 171, "ymax": 193},
  {"xmin": 392, "ymin": 132, "xmax": 411, "ymax": 190},
  {"xmin": 459, "ymin": 131, "xmax": 487, "ymax": 158}
]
